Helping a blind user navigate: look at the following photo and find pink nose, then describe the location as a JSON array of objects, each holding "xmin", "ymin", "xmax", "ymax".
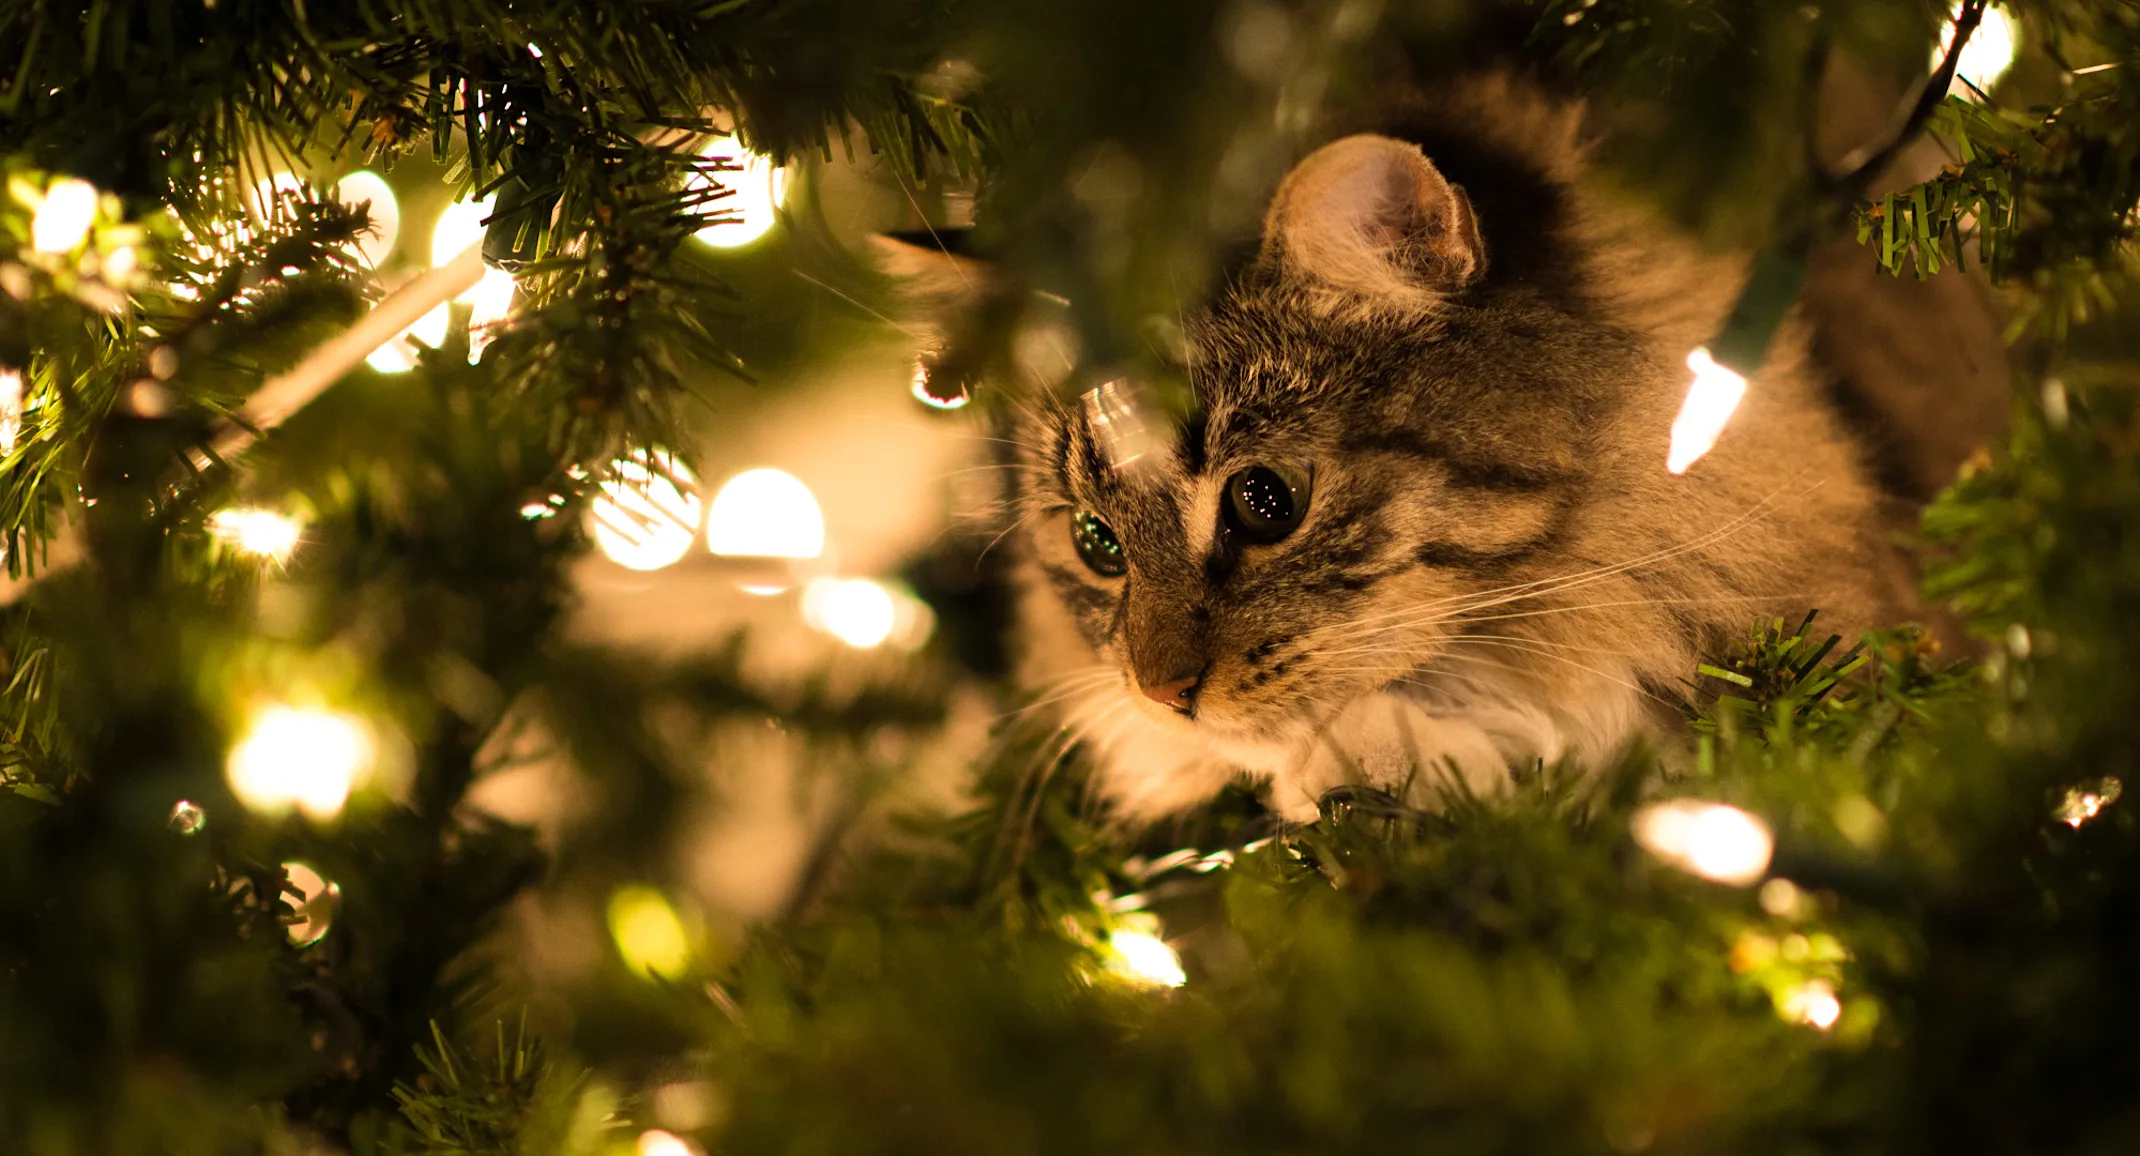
[{"xmin": 1140, "ymin": 676, "xmax": 1198, "ymax": 714}]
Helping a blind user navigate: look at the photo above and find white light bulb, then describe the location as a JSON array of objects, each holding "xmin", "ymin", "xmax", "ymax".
[
  {"xmin": 690, "ymin": 138, "xmax": 790, "ymax": 249},
  {"xmin": 31, "ymin": 178, "xmax": 100, "ymax": 253},
  {"xmin": 364, "ymin": 302, "xmax": 452, "ymax": 373},
  {"xmin": 1108, "ymin": 929, "xmax": 1187, "ymax": 988},
  {"xmin": 466, "ymin": 268, "xmax": 518, "ymax": 358},
  {"xmin": 588, "ymin": 449, "xmax": 703, "ymax": 571},
  {"xmin": 705, "ymin": 468, "xmax": 824, "ymax": 559},
  {"xmin": 431, "ymin": 196, "xmax": 495, "ymax": 283},
  {"xmin": 801, "ymin": 578, "xmax": 898, "ymax": 649},
  {"xmin": 637, "ymin": 1130, "xmax": 697, "ymax": 1156},
  {"xmin": 334, "ymin": 171, "xmax": 401, "ymax": 268},
  {"xmin": 227, "ymin": 706, "xmax": 374, "ymax": 821},
  {"xmin": 208, "ymin": 506, "xmax": 304, "ymax": 562},
  {"xmin": 1939, "ymin": 3, "xmax": 2019, "ymax": 96},
  {"xmin": 1781, "ymin": 979, "xmax": 1842, "ymax": 1030},
  {"xmin": 1665, "ymin": 346, "xmax": 1748, "ymax": 475},
  {"xmin": 1632, "ymin": 800, "xmax": 1773, "ymax": 886}
]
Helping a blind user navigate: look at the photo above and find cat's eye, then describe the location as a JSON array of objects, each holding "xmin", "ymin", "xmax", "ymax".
[
  {"xmin": 1224, "ymin": 465, "xmax": 1312, "ymax": 543},
  {"xmin": 1070, "ymin": 511, "xmax": 1127, "ymax": 577}
]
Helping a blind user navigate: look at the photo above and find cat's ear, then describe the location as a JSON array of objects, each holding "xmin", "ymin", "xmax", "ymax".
[{"xmin": 1262, "ymin": 134, "xmax": 1486, "ymax": 312}]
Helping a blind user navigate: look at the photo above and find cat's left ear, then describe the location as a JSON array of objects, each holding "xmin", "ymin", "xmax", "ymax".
[{"xmin": 1262, "ymin": 134, "xmax": 1486, "ymax": 312}]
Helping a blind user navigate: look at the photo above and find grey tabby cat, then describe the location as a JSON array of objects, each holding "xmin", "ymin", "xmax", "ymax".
[{"xmin": 902, "ymin": 77, "xmax": 1912, "ymax": 822}]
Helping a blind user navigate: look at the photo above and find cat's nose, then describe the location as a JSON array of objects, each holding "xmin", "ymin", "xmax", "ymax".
[{"xmin": 1140, "ymin": 674, "xmax": 1200, "ymax": 714}]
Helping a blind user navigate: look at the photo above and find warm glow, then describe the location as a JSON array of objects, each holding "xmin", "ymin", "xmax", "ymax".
[
  {"xmin": 689, "ymin": 137, "xmax": 790, "ymax": 249},
  {"xmin": 169, "ymin": 799, "xmax": 207, "ymax": 835},
  {"xmin": 589, "ymin": 449, "xmax": 703, "ymax": 571},
  {"xmin": 1781, "ymin": 979, "xmax": 1842, "ymax": 1030},
  {"xmin": 1108, "ymin": 929, "xmax": 1187, "ymax": 988},
  {"xmin": 0, "ymin": 367, "xmax": 23, "ymax": 454},
  {"xmin": 209, "ymin": 506, "xmax": 304, "ymax": 562},
  {"xmin": 227, "ymin": 706, "xmax": 375, "ymax": 821},
  {"xmin": 802, "ymin": 577, "xmax": 897, "ymax": 648},
  {"xmin": 705, "ymin": 468, "xmax": 824, "ymax": 559},
  {"xmin": 637, "ymin": 1130, "xmax": 697, "ymax": 1156},
  {"xmin": 431, "ymin": 196, "xmax": 495, "ymax": 283},
  {"xmin": 465, "ymin": 268, "xmax": 517, "ymax": 358},
  {"xmin": 364, "ymin": 302, "xmax": 452, "ymax": 373},
  {"xmin": 1666, "ymin": 346, "xmax": 1748, "ymax": 474},
  {"xmin": 31, "ymin": 178, "xmax": 99, "ymax": 253},
  {"xmin": 282, "ymin": 860, "xmax": 341, "ymax": 946},
  {"xmin": 334, "ymin": 170, "xmax": 401, "ymax": 268},
  {"xmin": 2057, "ymin": 776, "xmax": 2122, "ymax": 828},
  {"xmin": 1632, "ymin": 800, "xmax": 1774, "ymax": 886},
  {"xmin": 609, "ymin": 886, "xmax": 692, "ymax": 980},
  {"xmin": 1939, "ymin": 3, "xmax": 2019, "ymax": 95}
]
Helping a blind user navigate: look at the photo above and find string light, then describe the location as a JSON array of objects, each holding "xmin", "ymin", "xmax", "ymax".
[
  {"xmin": 226, "ymin": 706, "xmax": 375, "ymax": 820},
  {"xmin": 333, "ymin": 170, "xmax": 401, "ymax": 268},
  {"xmin": 637, "ymin": 1130, "xmax": 698, "ymax": 1156},
  {"xmin": 208, "ymin": 506, "xmax": 304, "ymax": 562},
  {"xmin": 30, "ymin": 178, "xmax": 100, "ymax": 253},
  {"xmin": 1940, "ymin": 2, "xmax": 2019, "ymax": 95},
  {"xmin": 1665, "ymin": 347, "xmax": 1748, "ymax": 475},
  {"xmin": 363, "ymin": 302, "xmax": 451, "ymax": 373},
  {"xmin": 1780, "ymin": 979, "xmax": 1842, "ymax": 1031},
  {"xmin": 705, "ymin": 468, "xmax": 824, "ymax": 561},
  {"xmin": 431, "ymin": 196, "xmax": 495, "ymax": 271},
  {"xmin": 281, "ymin": 861, "xmax": 341, "ymax": 945},
  {"xmin": 1632, "ymin": 800, "xmax": 1774, "ymax": 886},
  {"xmin": 1108, "ymin": 929, "xmax": 1187, "ymax": 988},
  {"xmin": 588, "ymin": 449, "xmax": 703, "ymax": 571},
  {"xmin": 801, "ymin": 577, "xmax": 936, "ymax": 651},
  {"xmin": 689, "ymin": 136, "xmax": 790, "ymax": 249},
  {"xmin": 608, "ymin": 886, "xmax": 692, "ymax": 980}
]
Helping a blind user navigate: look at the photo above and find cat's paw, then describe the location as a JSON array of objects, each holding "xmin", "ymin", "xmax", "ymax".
[{"xmin": 1268, "ymin": 689, "xmax": 1515, "ymax": 822}]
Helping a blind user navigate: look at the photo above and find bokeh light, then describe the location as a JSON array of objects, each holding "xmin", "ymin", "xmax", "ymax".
[
  {"xmin": 208, "ymin": 506, "xmax": 304, "ymax": 562},
  {"xmin": 282, "ymin": 860, "xmax": 341, "ymax": 946},
  {"xmin": 168, "ymin": 799, "xmax": 207, "ymax": 835},
  {"xmin": 1666, "ymin": 346, "xmax": 1748, "ymax": 475},
  {"xmin": 31, "ymin": 178, "xmax": 99, "ymax": 253},
  {"xmin": 801, "ymin": 577, "xmax": 935, "ymax": 651},
  {"xmin": 334, "ymin": 170, "xmax": 401, "ymax": 268},
  {"xmin": 363, "ymin": 302, "xmax": 452, "ymax": 373},
  {"xmin": 608, "ymin": 886, "xmax": 692, "ymax": 980},
  {"xmin": 1781, "ymin": 979, "xmax": 1842, "ymax": 1031},
  {"xmin": 226, "ymin": 706, "xmax": 375, "ymax": 821},
  {"xmin": 431, "ymin": 195, "xmax": 495, "ymax": 273},
  {"xmin": 637, "ymin": 1130, "xmax": 698, "ymax": 1156},
  {"xmin": 1108, "ymin": 929, "xmax": 1187, "ymax": 988},
  {"xmin": 689, "ymin": 137, "xmax": 790, "ymax": 249},
  {"xmin": 705, "ymin": 468, "xmax": 823, "ymax": 560},
  {"xmin": 588, "ymin": 449, "xmax": 703, "ymax": 571},
  {"xmin": 1939, "ymin": 2, "xmax": 2019, "ymax": 95},
  {"xmin": 466, "ymin": 269, "xmax": 517, "ymax": 358},
  {"xmin": 1632, "ymin": 800, "xmax": 1774, "ymax": 886}
]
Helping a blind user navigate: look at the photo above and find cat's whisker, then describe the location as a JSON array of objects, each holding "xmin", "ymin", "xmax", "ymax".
[
  {"xmin": 791, "ymin": 269, "xmax": 921, "ymax": 338},
  {"xmin": 1435, "ymin": 635, "xmax": 1671, "ymax": 708}
]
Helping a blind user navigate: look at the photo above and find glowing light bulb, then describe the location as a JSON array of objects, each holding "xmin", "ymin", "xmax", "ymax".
[
  {"xmin": 689, "ymin": 137, "xmax": 790, "ymax": 249},
  {"xmin": 227, "ymin": 706, "xmax": 375, "ymax": 820},
  {"xmin": 1939, "ymin": 2, "xmax": 2019, "ymax": 95},
  {"xmin": 31, "ymin": 178, "xmax": 99, "ymax": 253},
  {"xmin": 1108, "ymin": 929, "xmax": 1187, "ymax": 987},
  {"xmin": 1781, "ymin": 979, "xmax": 1841, "ymax": 1030},
  {"xmin": 2057, "ymin": 776, "xmax": 2122, "ymax": 828},
  {"xmin": 364, "ymin": 302, "xmax": 452, "ymax": 373},
  {"xmin": 168, "ymin": 799, "xmax": 207, "ymax": 835},
  {"xmin": 208, "ymin": 506, "xmax": 304, "ymax": 562},
  {"xmin": 248, "ymin": 171, "xmax": 306, "ymax": 223},
  {"xmin": 334, "ymin": 170, "xmax": 401, "ymax": 268},
  {"xmin": 588, "ymin": 449, "xmax": 703, "ymax": 571},
  {"xmin": 705, "ymin": 468, "xmax": 823, "ymax": 559},
  {"xmin": 281, "ymin": 860, "xmax": 341, "ymax": 945},
  {"xmin": 802, "ymin": 577, "xmax": 897, "ymax": 648},
  {"xmin": 1665, "ymin": 346, "xmax": 1748, "ymax": 475},
  {"xmin": 637, "ymin": 1130, "xmax": 697, "ymax": 1156},
  {"xmin": 466, "ymin": 268, "xmax": 517, "ymax": 358},
  {"xmin": 1632, "ymin": 800, "xmax": 1773, "ymax": 886},
  {"xmin": 431, "ymin": 195, "xmax": 494, "ymax": 280},
  {"xmin": 608, "ymin": 886, "xmax": 691, "ymax": 980}
]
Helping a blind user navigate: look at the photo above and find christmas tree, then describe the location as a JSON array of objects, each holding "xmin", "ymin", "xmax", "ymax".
[{"xmin": 3, "ymin": 1, "xmax": 2139, "ymax": 1153}]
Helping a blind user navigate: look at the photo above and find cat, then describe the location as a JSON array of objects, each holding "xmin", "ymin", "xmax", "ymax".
[{"xmin": 892, "ymin": 75, "xmax": 1915, "ymax": 824}]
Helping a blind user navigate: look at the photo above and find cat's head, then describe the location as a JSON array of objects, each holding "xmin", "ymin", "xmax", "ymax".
[{"xmin": 1009, "ymin": 133, "xmax": 1657, "ymax": 791}]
